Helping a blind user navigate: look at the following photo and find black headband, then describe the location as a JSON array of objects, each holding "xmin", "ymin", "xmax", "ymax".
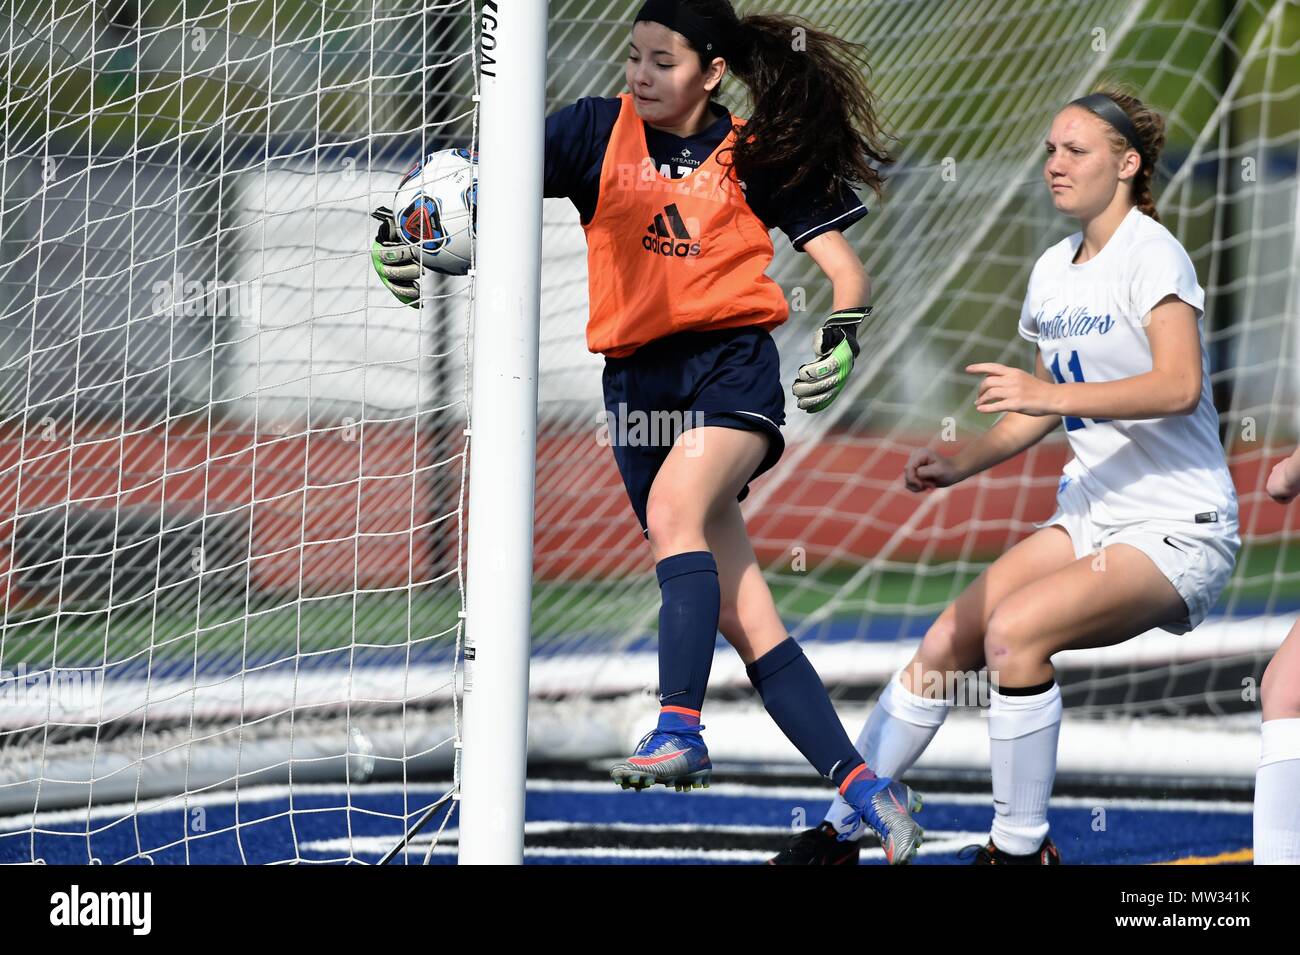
[
  {"xmin": 1070, "ymin": 93, "xmax": 1143, "ymax": 154},
  {"xmin": 634, "ymin": 0, "xmax": 737, "ymax": 62}
]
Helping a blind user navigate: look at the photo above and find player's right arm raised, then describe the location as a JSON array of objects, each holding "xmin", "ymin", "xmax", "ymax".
[{"xmin": 904, "ymin": 353, "xmax": 1060, "ymax": 492}]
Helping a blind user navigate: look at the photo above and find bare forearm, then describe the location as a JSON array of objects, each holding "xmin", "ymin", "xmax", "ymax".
[
  {"xmin": 829, "ymin": 265, "xmax": 871, "ymax": 310},
  {"xmin": 1048, "ymin": 368, "xmax": 1199, "ymax": 419},
  {"xmin": 951, "ymin": 412, "xmax": 1060, "ymax": 481},
  {"xmin": 803, "ymin": 231, "xmax": 872, "ymax": 310}
]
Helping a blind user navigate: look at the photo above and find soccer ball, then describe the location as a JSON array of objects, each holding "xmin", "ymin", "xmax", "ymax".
[{"xmin": 392, "ymin": 147, "xmax": 478, "ymax": 276}]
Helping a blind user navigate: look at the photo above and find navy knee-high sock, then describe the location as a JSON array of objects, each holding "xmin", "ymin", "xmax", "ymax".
[
  {"xmin": 747, "ymin": 637, "xmax": 872, "ymax": 789},
  {"xmin": 654, "ymin": 551, "xmax": 719, "ymax": 732}
]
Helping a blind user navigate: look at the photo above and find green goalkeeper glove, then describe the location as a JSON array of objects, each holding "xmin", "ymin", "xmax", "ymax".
[
  {"xmin": 791, "ymin": 306, "xmax": 874, "ymax": 413},
  {"xmin": 370, "ymin": 206, "xmax": 422, "ymax": 308}
]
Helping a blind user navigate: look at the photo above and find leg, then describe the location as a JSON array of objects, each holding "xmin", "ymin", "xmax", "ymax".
[
  {"xmin": 1256, "ymin": 620, "xmax": 1300, "ymax": 863},
  {"xmin": 982, "ymin": 543, "xmax": 1187, "ymax": 684},
  {"xmin": 903, "ymin": 525, "xmax": 1078, "ymax": 695},
  {"xmin": 643, "ymin": 427, "xmax": 767, "ymax": 716},
  {"xmin": 1261, "ymin": 620, "xmax": 1300, "ymax": 722},
  {"xmin": 645, "ymin": 426, "xmax": 768, "ymax": 560},
  {"xmin": 824, "ymin": 526, "xmax": 1078, "ymax": 840},
  {"xmin": 610, "ymin": 428, "xmax": 769, "ymax": 789},
  {"xmin": 685, "ymin": 477, "xmax": 869, "ymax": 785},
  {"xmin": 659, "ymin": 436, "xmax": 920, "ymax": 858},
  {"xmin": 704, "ymin": 501, "xmax": 787, "ymax": 665},
  {"xmin": 978, "ymin": 544, "xmax": 1187, "ymax": 856},
  {"xmin": 700, "ymin": 502, "xmax": 926, "ymax": 861}
]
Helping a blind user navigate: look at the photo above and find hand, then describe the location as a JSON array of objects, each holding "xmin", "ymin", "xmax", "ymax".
[
  {"xmin": 903, "ymin": 446, "xmax": 962, "ymax": 492},
  {"xmin": 370, "ymin": 206, "xmax": 422, "ymax": 308},
  {"xmin": 791, "ymin": 306, "xmax": 873, "ymax": 413},
  {"xmin": 1266, "ymin": 456, "xmax": 1300, "ymax": 504},
  {"xmin": 968, "ymin": 362, "xmax": 1055, "ymax": 416}
]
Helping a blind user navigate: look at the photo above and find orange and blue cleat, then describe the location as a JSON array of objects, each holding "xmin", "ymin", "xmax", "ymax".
[
  {"xmin": 609, "ymin": 727, "xmax": 712, "ymax": 793},
  {"xmin": 839, "ymin": 767, "xmax": 924, "ymax": 865}
]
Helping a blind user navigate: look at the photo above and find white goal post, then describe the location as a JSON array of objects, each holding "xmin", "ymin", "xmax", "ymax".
[{"xmin": 456, "ymin": 0, "xmax": 546, "ymax": 867}]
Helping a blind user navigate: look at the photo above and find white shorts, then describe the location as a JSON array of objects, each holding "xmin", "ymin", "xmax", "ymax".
[{"xmin": 1035, "ymin": 479, "xmax": 1240, "ymax": 634}]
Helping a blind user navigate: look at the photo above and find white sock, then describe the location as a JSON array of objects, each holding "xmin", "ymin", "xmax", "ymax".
[
  {"xmin": 824, "ymin": 669, "xmax": 951, "ymax": 839},
  {"xmin": 988, "ymin": 682, "xmax": 1061, "ymax": 856},
  {"xmin": 1255, "ymin": 718, "xmax": 1300, "ymax": 864}
]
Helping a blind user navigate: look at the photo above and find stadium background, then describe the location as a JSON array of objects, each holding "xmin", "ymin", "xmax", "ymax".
[{"xmin": 0, "ymin": 0, "xmax": 1296, "ymax": 863}]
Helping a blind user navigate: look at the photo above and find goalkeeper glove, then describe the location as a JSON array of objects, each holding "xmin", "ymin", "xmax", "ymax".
[
  {"xmin": 370, "ymin": 206, "xmax": 422, "ymax": 308},
  {"xmin": 791, "ymin": 306, "xmax": 874, "ymax": 413}
]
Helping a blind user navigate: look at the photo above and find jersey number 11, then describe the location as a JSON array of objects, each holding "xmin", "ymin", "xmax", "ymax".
[{"xmin": 1050, "ymin": 350, "xmax": 1111, "ymax": 431}]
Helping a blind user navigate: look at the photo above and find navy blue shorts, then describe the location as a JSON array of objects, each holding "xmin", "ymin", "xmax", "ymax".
[{"xmin": 601, "ymin": 326, "xmax": 786, "ymax": 535}]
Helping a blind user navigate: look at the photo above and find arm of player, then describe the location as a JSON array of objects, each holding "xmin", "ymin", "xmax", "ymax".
[
  {"xmin": 905, "ymin": 353, "xmax": 1062, "ymax": 492},
  {"xmin": 970, "ymin": 295, "xmax": 1203, "ymax": 419},
  {"xmin": 1267, "ymin": 446, "xmax": 1300, "ymax": 504},
  {"xmin": 803, "ymin": 230, "xmax": 871, "ymax": 308},
  {"xmin": 790, "ymin": 231, "xmax": 878, "ymax": 413}
]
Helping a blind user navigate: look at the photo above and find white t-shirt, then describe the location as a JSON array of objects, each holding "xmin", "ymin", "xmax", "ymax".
[{"xmin": 1018, "ymin": 206, "xmax": 1238, "ymax": 529}]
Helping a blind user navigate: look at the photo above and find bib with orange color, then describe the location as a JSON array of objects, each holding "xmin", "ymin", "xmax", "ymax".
[{"xmin": 582, "ymin": 92, "xmax": 789, "ymax": 357}]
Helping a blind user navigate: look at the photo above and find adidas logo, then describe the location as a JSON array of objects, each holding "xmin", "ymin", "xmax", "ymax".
[{"xmin": 643, "ymin": 203, "xmax": 701, "ymax": 258}]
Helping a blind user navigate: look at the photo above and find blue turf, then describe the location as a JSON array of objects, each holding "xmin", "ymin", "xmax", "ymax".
[{"xmin": 0, "ymin": 781, "xmax": 1251, "ymax": 865}]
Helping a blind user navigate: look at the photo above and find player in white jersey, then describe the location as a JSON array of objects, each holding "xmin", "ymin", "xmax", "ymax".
[
  {"xmin": 1256, "ymin": 449, "xmax": 1300, "ymax": 864},
  {"xmin": 770, "ymin": 88, "xmax": 1240, "ymax": 865}
]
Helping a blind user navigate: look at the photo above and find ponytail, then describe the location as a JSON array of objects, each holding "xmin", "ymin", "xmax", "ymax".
[
  {"xmin": 659, "ymin": 1, "xmax": 894, "ymax": 204},
  {"xmin": 1089, "ymin": 85, "xmax": 1167, "ymax": 221}
]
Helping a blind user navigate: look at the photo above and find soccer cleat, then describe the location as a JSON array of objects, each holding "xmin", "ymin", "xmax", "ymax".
[
  {"xmin": 959, "ymin": 837, "xmax": 1061, "ymax": 865},
  {"xmin": 609, "ymin": 728, "xmax": 712, "ymax": 792},
  {"xmin": 766, "ymin": 821, "xmax": 861, "ymax": 865},
  {"xmin": 840, "ymin": 773, "xmax": 924, "ymax": 865}
]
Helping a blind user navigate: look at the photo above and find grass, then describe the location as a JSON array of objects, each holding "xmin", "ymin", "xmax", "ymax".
[{"xmin": 2, "ymin": 539, "xmax": 1296, "ymax": 670}]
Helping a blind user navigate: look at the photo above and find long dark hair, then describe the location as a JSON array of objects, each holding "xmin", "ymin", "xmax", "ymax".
[{"xmin": 671, "ymin": 1, "xmax": 894, "ymax": 203}]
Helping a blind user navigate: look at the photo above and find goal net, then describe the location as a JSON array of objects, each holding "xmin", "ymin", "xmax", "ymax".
[
  {"xmin": 532, "ymin": 0, "xmax": 1300, "ymax": 780},
  {"xmin": 0, "ymin": 0, "xmax": 479, "ymax": 862}
]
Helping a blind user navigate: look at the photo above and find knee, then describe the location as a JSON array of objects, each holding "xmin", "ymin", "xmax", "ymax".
[
  {"xmin": 983, "ymin": 606, "xmax": 1031, "ymax": 671},
  {"xmin": 645, "ymin": 495, "xmax": 703, "ymax": 554},
  {"xmin": 1261, "ymin": 654, "xmax": 1300, "ymax": 720},
  {"xmin": 918, "ymin": 611, "xmax": 984, "ymax": 675}
]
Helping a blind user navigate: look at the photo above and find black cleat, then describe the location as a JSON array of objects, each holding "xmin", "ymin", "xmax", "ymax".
[
  {"xmin": 959, "ymin": 837, "xmax": 1061, "ymax": 865},
  {"xmin": 766, "ymin": 821, "xmax": 860, "ymax": 865}
]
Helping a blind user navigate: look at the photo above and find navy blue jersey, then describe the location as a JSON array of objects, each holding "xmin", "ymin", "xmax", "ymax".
[{"xmin": 544, "ymin": 95, "xmax": 867, "ymax": 252}]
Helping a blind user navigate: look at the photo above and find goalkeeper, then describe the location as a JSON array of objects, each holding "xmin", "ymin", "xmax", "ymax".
[{"xmin": 373, "ymin": 0, "xmax": 920, "ymax": 862}]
